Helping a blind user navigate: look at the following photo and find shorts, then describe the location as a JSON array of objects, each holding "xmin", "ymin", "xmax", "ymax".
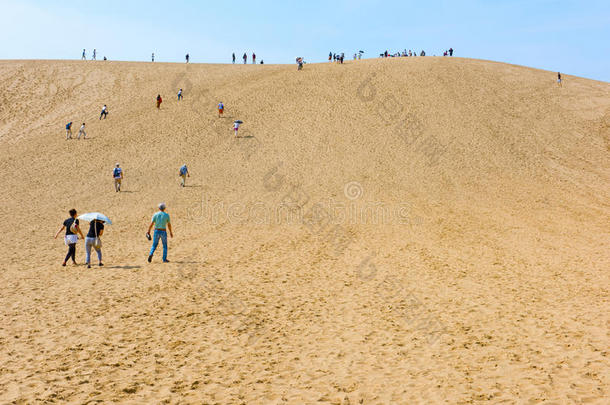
[
  {"xmin": 65, "ymin": 234, "xmax": 78, "ymax": 245},
  {"xmin": 219, "ymin": 109, "xmax": 224, "ymax": 114}
]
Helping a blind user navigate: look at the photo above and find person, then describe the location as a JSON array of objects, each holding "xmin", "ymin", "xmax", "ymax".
[
  {"xmin": 178, "ymin": 88, "xmax": 183, "ymax": 101},
  {"xmin": 557, "ymin": 72, "xmax": 562, "ymax": 87},
  {"xmin": 92, "ymin": 49, "xmax": 97, "ymax": 60},
  {"xmin": 99, "ymin": 104, "xmax": 108, "ymax": 120},
  {"xmin": 113, "ymin": 163, "xmax": 123, "ymax": 192},
  {"xmin": 81, "ymin": 49, "xmax": 86, "ymax": 60},
  {"xmin": 65, "ymin": 122, "xmax": 73, "ymax": 139},
  {"xmin": 296, "ymin": 57, "xmax": 304, "ymax": 70},
  {"xmin": 260, "ymin": 60, "xmax": 264, "ymax": 64},
  {"xmin": 156, "ymin": 94, "xmax": 162, "ymax": 109},
  {"xmin": 77, "ymin": 123, "xmax": 86, "ymax": 140},
  {"xmin": 252, "ymin": 52, "xmax": 256, "ymax": 64},
  {"xmin": 85, "ymin": 219, "xmax": 104, "ymax": 268},
  {"xmin": 449, "ymin": 48, "xmax": 454, "ymax": 56},
  {"xmin": 103, "ymin": 56, "xmax": 107, "ymax": 61},
  {"xmin": 234, "ymin": 120, "xmax": 241, "ymax": 137},
  {"xmin": 55, "ymin": 208, "xmax": 84, "ymax": 266},
  {"xmin": 329, "ymin": 52, "xmax": 332, "ymax": 61},
  {"xmin": 185, "ymin": 53, "xmax": 190, "ymax": 63},
  {"xmin": 232, "ymin": 52, "xmax": 236, "ymax": 64},
  {"xmin": 243, "ymin": 52, "xmax": 247, "ymax": 64},
  {"xmin": 147, "ymin": 203, "xmax": 173, "ymax": 263},
  {"xmin": 218, "ymin": 101, "xmax": 224, "ymax": 117},
  {"xmin": 340, "ymin": 53, "xmax": 344, "ymax": 64},
  {"xmin": 152, "ymin": 52, "xmax": 155, "ymax": 62},
  {"xmin": 179, "ymin": 164, "xmax": 190, "ymax": 187}
]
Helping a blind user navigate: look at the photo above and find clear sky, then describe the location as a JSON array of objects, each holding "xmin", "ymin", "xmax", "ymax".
[{"xmin": 1, "ymin": 0, "xmax": 608, "ymax": 81}]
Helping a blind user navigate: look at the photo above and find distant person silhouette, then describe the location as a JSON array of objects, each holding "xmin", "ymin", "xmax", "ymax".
[
  {"xmin": 557, "ymin": 72, "xmax": 562, "ymax": 87},
  {"xmin": 232, "ymin": 52, "xmax": 236, "ymax": 64},
  {"xmin": 65, "ymin": 122, "xmax": 73, "ymax": 139},
  {"xmin": 252, "ymin": 53, "xmax": 256, "ymax": 64},
  {"xmin": 156, "ymin": 94, "xmax": 162, "ymax": 109},
  {"xmin": 178, "ymin": 88, "xmax": 183, "ymax": 101},
  {"xmin": 449, "ymin": 48, "xmax": 454, "ymax": 56},
  {"xmin": 113, "ymin": 163, "xmax": 123, "ymax": 192},
  {"xmin": 77, "ymin": 123, "xmax": 86, "ymax": 139},
  {"xmin": 243, "ymin": 52, "xmax": 247, "ymax": 64},
  {"xmin": 218, "ymin": 101, "xmax": 224, "ymax": 117},
  {"xmin": 99, "ymin": 105, "xmax": 108, "ymax": 120},
  {"xmin": 92, "ymin": 49, "xmax": 97, "ymax": 60},
  {"xmin": 185, "ymin": 53, "xmax": 190, "ymax": 63},
  {"xmin": 81, "ymin": 49, "xmax": 86, "ymax": 60},
  {"xmin": 152, "ymin": 52, "xmax": 155, "ymax": 62}
]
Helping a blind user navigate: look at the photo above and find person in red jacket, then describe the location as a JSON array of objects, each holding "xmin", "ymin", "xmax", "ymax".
[{"xmin": 156, "ymin": 94, "xmax": 162, "ymax": 109}]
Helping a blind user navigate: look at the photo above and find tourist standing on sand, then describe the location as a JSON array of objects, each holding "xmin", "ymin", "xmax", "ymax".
[
  {"xmin": 147, "ymin": 203, "xmax": 173, "ymax": 263},
  {"xmin": 77, "ymin": 123, "xmax": 86, "ymax": 139},
  {"xmin": 113, "ymin": 163, "xmax": 123, "ymax": 192},
  {"xmin": 252, "ymin": 53, "xmax": 256, "ymax": 64},
  {"xmin": 232, "ymin": 52, "xmax": 236, "ymax": 64},
  {"xmin": 329, "ymin": 52, "xmax": 332, "ymax": 61},
  {"xmin": 178, "ymin": 88, "xmax": 183, "ymax": 101},
  {"xmin": 186, "ymin": 53, "xmax": 190, "ymax": 63},
  {"xmin": 55, "ymin": 208, "xmax": 85, "ymax": 266},
  {"xmin": 233, "ymin": 120, "xmax": 241, "ymax": 136},
  {"xmin": 218, "ymin": 101, "xmax": 224, "ymax": 117},
  {"xmin": 152, "ymin": 53, "xmax": 155, "ymax": 62},
  {"xmin": 92, "ymin": 49, "xmax": 97, "ymax": 60},
  {"xmin": 156, "ymin": 94, "xmax": 162, "ymax": 109},
  {"xmin": 85, "ymin": 219, "xmax": 104, "ymax": 268},
  {"xmin": 557, "ymin": 72, "xmax": 562, "ymax": 87},
  {"xmin": 65, "ymin": 122, "xmax": 73, "ymax": 139},
  {"xmin": 99, "ymin": 105, "xmax": 108, "ymax": 120},
  {"xmin": 243, "ymin": 53, "xmax": 247, "ymax": 64},
  {"xmin": 179, "ymin": 164, "xmax": 190, "ymax": 187},
  {"xmin": 82, "ymin": 49, "xmax": 86, "ymax": 60},
  {"xmin": 449, "ymin": 48, "xmax": 454, "ymax": 56}
]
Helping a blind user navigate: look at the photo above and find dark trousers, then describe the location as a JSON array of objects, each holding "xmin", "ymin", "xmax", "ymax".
[
  {"xmin": 100, "ymin": 111, "xmax": 107, "ymax": 119},
  {"xmin": 64, "ymin": 243, "xmax": 76, "ymax": 263}
]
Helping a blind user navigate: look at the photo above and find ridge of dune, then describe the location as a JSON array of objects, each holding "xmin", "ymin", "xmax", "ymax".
[{"xmin": 0, "ymin": 57, "xmax": 608, "ymax": 403}]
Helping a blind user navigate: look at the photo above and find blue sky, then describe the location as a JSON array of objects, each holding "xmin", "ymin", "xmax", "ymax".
[{"xmin": 1, "ymin": 0, "xmax": 608, "ymax": 81}]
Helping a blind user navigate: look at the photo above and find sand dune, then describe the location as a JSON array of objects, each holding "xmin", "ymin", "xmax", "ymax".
[{"xmin": 0, "ymin": 57, "xmax": 608, "ymax": 403}]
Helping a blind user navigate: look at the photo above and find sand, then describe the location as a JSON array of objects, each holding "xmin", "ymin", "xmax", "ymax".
[{"xmin": 0, "ymin": 57, "xmax": 608, "ymax": 403}]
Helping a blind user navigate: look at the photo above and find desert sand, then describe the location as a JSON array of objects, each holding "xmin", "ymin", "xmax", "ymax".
[{"xmin": 0, "ymin": 57, "xmax": 608, "ymax": 404}]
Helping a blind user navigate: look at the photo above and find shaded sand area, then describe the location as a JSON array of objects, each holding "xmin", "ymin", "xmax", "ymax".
[{"xmin": 0, "ymin": 57, "xmax": 608, "ymax": 403}]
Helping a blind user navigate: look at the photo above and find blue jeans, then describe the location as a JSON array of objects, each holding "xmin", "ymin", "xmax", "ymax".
[{"xmin": 149, "ymin": 229, "xmax": 168, "ymax": 261}]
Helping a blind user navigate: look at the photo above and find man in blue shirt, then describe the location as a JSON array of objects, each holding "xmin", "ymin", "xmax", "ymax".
[
  {"xmin": 179, "ymin": 164, "xmax": 190, "ymax": 187},
  {"xmin": 147, "ymin": 203, "xmax": 173, "ymax": 263}
]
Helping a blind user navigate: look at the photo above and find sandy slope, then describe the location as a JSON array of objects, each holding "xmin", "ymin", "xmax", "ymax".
[{"xmin": 0, "ymin": 57, "xmax": 608, "ymax": 404}]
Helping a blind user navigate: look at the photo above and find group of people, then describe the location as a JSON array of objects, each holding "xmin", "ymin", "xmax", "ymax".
[
  {"xmin": 232, "ymin": 52, "xmax": 264, "ymax": 65},
  {"xmin": 56, "ymin": 202, "xmax": 175, "ymax": 266},
  {"xmin": 329, "ymin": 52, "xmax": 345, "ymax": 63},
  {"xmin": 443, "ymin": 48, "xmax": 454, "ymax": 56},
  {"xmin": 81, "ymin": 49, "xmax": 107, "ymax": 61},
  {"xmin": 381, "ymin": 49, "xmax": 427, "ymax": 58},
  {"xmin": 65, "ymin": 105, "xmax": 108, "ymax": 140}
]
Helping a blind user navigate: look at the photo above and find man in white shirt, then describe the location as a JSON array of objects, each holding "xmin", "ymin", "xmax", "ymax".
[
  {"xmin": 77, "ymin": 123, "xmax": 86, "ymax": 140},
  {"xmin": 99, "ymin": 105, "xmax": 108, "ymax": 120}
]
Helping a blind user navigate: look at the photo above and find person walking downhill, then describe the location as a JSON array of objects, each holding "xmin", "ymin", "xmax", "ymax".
[
  {"xmin": 113, "ymin": 163, "xmax": 123, "ymax": 192},
  {"xmin": 156, "ymin": 94, "xmax": 162, "ymax": 109},
  {"xmin": 147, "ymin": 203, "xmax": 173, "ymax": 263},
  {"xmin": 77, "ymin": 123, "xmax": 87, "ymax": 139},
  {"xmin": 178, "ymin": 88, "xmax": 183, "ymax": 101},
  {"xmin": 179, "ymin": 164, "xmax": 190, "ymax": 187},
  {"xmin": 218, "ymin": 101, "xmax": 224, "ymax": 117},
  {"xmin": 99, "ymin": 104, "xmax": 108, "ymax": 120},
  {"xmin": 55, "ymin": 208, "xmax": 84, "ymax": 266},
  {"xmin": 85, "ymin": 219, "xmax": 104, "ymax": 268},
  {"xmin": 65, "ymin": 122, "xmax": 73, "ymax": 139}
]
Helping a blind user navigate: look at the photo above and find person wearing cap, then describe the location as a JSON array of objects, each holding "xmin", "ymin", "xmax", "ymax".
[
  {"xmin": 147, "ymin": 203, "xmax": 173, "ymax": 263},
  {"xmin": 113, "ymin": 163, "xmax": 123, "ymax": 192},
  {"xmin": 179, "ymin": 164, "xmax": 190, "ymax": 187}
]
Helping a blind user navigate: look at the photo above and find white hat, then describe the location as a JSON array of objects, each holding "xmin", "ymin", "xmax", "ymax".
[
  {"xmin": 116, "ymin": 163, "xmax": 120, "ymax": 167},
  {"xmin": 158, "ymin": 203, "xmax": 166, "ymax": 210}
]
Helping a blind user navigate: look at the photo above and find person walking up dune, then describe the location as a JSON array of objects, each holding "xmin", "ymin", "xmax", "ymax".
[
  {"xmin": 178, "ymin": 88, "xmax": 183, "ymax": 101},
  {"xmin": 85, "ymin": 219, "xmax": 104, "ymax": 268},
  {"xmin": 77, "ymin": 123, "xmax": 86, "ymax": 139},
  {"xmin": 92, "ymin": 49, "xmax": 97, "ymax": 60},
  {"xmin": 232, "ymin": 53, "xmax": 236, "ymax": 64},
  {"xmin": 81, "ymin": 49, "xmax": 86, "ymax": 60},
  {"xmin": 147, "ymin": 203, "xmax": 173, "ymax": 263},
  {"xmin": 557, "ymin": 72, "xmax": 562, "ymax": 87},
  {"xmin": 234, "ymin": 120, "xmax": 241, "ymax": 137},
  {"xmin": 99, "ymin": 105, "xmax": 108, "ymax": 120},
  {"xmin": 113, "ymin": 163, "xmax": 123, "ymax": 192},
  {"xmin": 55, "ymin": 208, "xmax": 84, "ymax": 266},
  {"xmin": 65, "ymin": 122, "xmax": 73, "ymax": 139},
  {"xmin": 156, "ymin": 94, "xmax": 162, "ymax": 109},
  {"xmin": 179, "ymin": 164, "xmax": 190, "ymax": 187},
  {"xmin": 218, "ymin": 101, "xmax": 224, "ymax": 117}
]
